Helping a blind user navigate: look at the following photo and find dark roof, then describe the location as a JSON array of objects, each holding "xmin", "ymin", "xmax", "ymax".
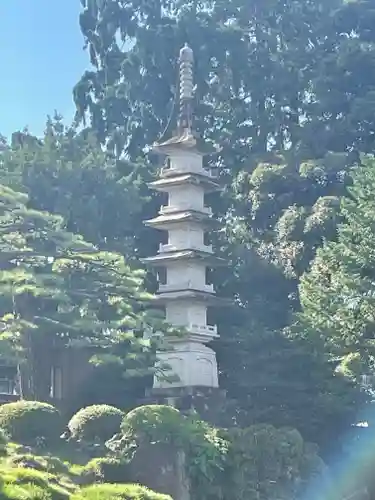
[
  {"xmin": 152, "ymin": 289, "xmax": 231, "ymax": 306},
  {"xmin": 144, "ymin": 210, "xmax": 219, "ymax": 229},
  {"xmin": 141, "ymin": 248, "xmax": 226, "ymax": 267},
  {"xmin": 148, "ymin": 173, "xmax": 221, "ymax": 193}
]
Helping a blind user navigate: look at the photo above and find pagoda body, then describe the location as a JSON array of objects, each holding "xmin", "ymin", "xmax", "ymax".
[{"xmin": 142, "ymin": 45, "xmax": 224, "ymax": 390}]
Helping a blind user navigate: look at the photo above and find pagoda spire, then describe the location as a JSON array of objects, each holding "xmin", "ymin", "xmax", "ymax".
[{"xmin": 178, "ymin": 43, "xmax": 194, "ymax": 133}]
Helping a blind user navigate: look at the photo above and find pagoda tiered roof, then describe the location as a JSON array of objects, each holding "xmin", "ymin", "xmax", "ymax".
[
  {"xmin": 144, "ymin": 209, "xmax": 220, "ymax": 230},
  {"xmin": 151, "ymin": 128, "xmax": 215, "ymax": 156},
  {"xmin": 152, "ymin": 289, "xmax": 231, "ymax": 307},
  {"xmin": 148, "ymin": 172, "xmax": 221, "ymax": 193},
  {"xmin": 141, "ymin": 248, "xmax": 226, "ymax": 267}
]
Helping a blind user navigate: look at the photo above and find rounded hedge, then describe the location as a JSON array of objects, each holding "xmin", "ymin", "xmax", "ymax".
[
  {"xmin": 80, "ymin": 457, "xmax": 132, "ymax": 485},
  {"xmin": 121, "ymin": 405, "xmax": 183, "ymax": 444},
  {"xmin": 0, "ymin": 401, "xmax": 62, "ymax": 445},
  {"xmin": 68, "ymin": 405, "xmax": 123, "ymax": 443}
]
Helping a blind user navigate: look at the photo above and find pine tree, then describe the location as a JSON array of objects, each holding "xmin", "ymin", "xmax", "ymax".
[{"xmin": 0, "ymin": 184, "xmax": 165, "ymax": 400}]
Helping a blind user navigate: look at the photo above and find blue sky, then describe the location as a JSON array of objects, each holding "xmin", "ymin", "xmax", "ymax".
[{"xmin": 0, "ymin": 0, "xmax": 88, "ymax": 138}]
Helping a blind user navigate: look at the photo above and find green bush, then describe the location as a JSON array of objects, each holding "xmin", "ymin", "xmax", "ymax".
[
  {"xmin": 221, "ymin": 425, "xmax": 327, "ymax": 500},
  {"xmin": 0, "ymin": 402, "xmax": 62, "ymax": 445},
  {"xmin": 68, "ymin": 405, "xmax": 123, "ymax": 443},
  {"xmin": 71, "ymin": 483, "xmax": 172, "ymax": 500},
  {"xmin": 80, "ymin": 457, "xmax": 131, "ymax": 484},
  {"xmin": 121, "ymin": 405, "xmax": 183, "ymax": 444}
]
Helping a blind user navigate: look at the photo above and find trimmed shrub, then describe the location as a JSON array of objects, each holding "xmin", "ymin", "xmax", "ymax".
[
  {"xmin": 68, "ymin": 405, "xmax": 123, "ymax": 443},
  {"xmin": 121, "ymin": 405, "xmax": 183, "ymax": 444},
  {"xmin": 0, "ymin": 401, "xmax": 62, "ymax": 445},
  {"xmin": 79, "ymin": 457, "xmax": 131, "ymax": 484},
  {"xmin": 71, "ymin": 483, "xmax": 172, "ymax": 500}
]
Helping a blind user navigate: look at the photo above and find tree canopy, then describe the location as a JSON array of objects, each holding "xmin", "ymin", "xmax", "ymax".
[
  {"xmin": 0, "ymin": 172, "xmax": 165, "ymax": 401},
  {"xmin": 299, "ymin": 155, "xmax": 375, "ymax": 379}
]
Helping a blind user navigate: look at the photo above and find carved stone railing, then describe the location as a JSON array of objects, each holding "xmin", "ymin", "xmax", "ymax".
[{"xmin": 189, "ymin": 323, "xmax": 218, "ymax": 336}]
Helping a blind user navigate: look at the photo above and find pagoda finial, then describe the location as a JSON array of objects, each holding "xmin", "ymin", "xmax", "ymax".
[{"xmin": 178, "ymin": 43, "xmax": 194, "ymax": 133}]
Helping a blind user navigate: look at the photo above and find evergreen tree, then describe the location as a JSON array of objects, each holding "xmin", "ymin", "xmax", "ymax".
[
  {"xmin": 229, "ymin": 151, "xmax": 349, "ymax": 280},
  {"xmin": 74, "ymin": 0, "xmax": 340, "ymax": 160},
  {"xmin": 214, "ymin": 152, "xmax": 364, "ymax": 450},
  {"xmin": 0, "ymin": 184, "xmax": 165, "ymax": 401},
  {"xmin": 1, "ymin": 117, "xmax": 153, "ymax": 260},
  {"xmin": 299, "ymin": 155, "xmax": 375, "ymax": 381},
  {"xmin": 217, "ymin": 320, "xmax": 365, "ymax": 454},
  {"xmin": 306, "ymin": 0, "xmax": 375, "ymax": 155}
]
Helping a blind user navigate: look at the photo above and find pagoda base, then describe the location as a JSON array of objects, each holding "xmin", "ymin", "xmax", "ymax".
[{"xmin": 153, "ymin": 342, "xmax": 218, "ymax": 389}]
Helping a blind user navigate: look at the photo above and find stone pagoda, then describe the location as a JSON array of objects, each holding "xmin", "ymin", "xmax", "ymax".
[{"xmin": 142, "ymin": 44, "xmax": 225, "ymax": 392}]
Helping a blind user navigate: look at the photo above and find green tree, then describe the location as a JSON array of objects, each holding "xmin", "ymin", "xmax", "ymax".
[
  {"xmin": 216, "ymin": 321, "xmax": 365, "ymax": 453},
  {"xmin": 214, "ymin": 151, "xmax": 364, "ymax": 450},
  {"xmin": 305, "ymin": 0, "xmax": 375, "ymax": 155},
  {"xmin": 299, "ymin": 154, "xmax": 375, "ymax": 380},
  {"xmin": 0, "ymin": 184, "xmax": 164, "ymax": 400},
  {"xmin": 1, "ymin": 117, "xmax": 152, "ymax": 259},
  {"xmin": 228, "ymin": 151, "xmax": 349, "ymax": 280},
  {"xmin": 74, "ymin": 0, "xmax": 340, "ymax": 161},
  {"xmin": 73, "ymin": 0, "xmax": 353, "ymax": 325}
]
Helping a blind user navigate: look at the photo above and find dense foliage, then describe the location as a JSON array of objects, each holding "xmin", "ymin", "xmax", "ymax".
[
  {"xmin": 81, "ymin": 457, "xmax": 131, "ymax": 484},
  {"xmin": 0, "ymin": 402, "xmax": 62, "ymax": 445},
  {"xmin": 299, "ymin": 155, "xmax": 375, "ymax": 379},
  {"xmin": 120, "ymin": 405, "xmax": 183, "ymax": 444},
  {"xmin": 68, "ymin": 405, "xmax": 123, "ymax": 443},
  {"xmin": 0, "ymin": 402, "xmax": 330, "ymax": 500},
  {"xmin": 107, "ymin": 404, "xmax": 327, "ymax": 500},
  {"xmin": 1, "ymin": 120, "xmax": 148, "ymax": 260},
  {"xmin": 0, "ymin": 408, "xmax": 171, "ymax": 500},
  {"xmin": 0, "ymin": 163, "xmax": 175, "ymax": 401}
]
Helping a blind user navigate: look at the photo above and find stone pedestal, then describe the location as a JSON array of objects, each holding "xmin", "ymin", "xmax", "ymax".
[{"xmin": 154, "ymin": 342, "xmax": 218, "ymax": 389}]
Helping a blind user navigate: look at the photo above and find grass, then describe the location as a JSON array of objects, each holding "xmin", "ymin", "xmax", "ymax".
[
  {"xmin": 0, "ymin": 465, "xmax": 72, "ymax": 499},
  {"xmin": 0, "ymin": 443, "xmax": 172, "ymax": 500},
  {"xmin": 71, "ymin": 483, "xmax": 172, "ymax": 500}
]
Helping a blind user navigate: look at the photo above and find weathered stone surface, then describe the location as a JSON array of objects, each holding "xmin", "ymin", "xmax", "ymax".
[{"xmin": 128, "ymin": 443, "xmax": 190, "ymax": 500}]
